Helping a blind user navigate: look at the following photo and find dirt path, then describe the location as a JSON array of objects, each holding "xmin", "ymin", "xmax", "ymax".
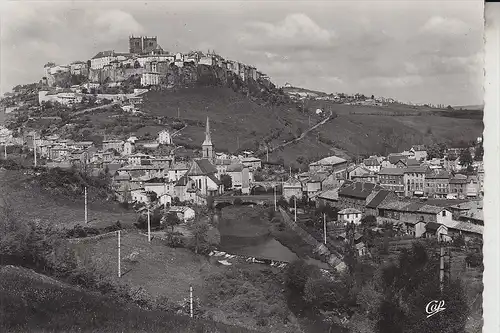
[{"xmin": 258, "ymin": 109, "xmax": 335, "ymax": 157}]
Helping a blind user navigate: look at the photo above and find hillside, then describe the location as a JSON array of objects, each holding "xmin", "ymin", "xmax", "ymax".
[
  {"xmin": 140, "ymin": 85, "xmax": 483, "ymax": 167},
  {"xmin": 0, "ymin": 167, "xmax": 137, "ymax": 230},
  {"xmin": 0, "ymin": 265, "xmax": 258, "ymax": 333}
]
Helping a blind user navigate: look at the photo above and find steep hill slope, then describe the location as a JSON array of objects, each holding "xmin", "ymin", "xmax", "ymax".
[
  {"xmin": 140, "ymin": 86, "xmax": 483, "ymax": 167},
  {"xmin": 0, "ymin": 265, "xmax": 257, "ymax": 333}
]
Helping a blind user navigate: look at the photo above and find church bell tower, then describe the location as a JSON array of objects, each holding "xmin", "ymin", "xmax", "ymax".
[{"xmin": 202, "ymin": 117, "xmax": 214, "ymax": 162}]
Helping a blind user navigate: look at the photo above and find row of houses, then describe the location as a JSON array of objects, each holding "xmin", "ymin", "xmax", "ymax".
[{"xmin": 314, "ymin": 179, "xmax": 483, "ymax": 242}]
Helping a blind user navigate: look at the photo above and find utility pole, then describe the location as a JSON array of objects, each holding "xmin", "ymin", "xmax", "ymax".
[
  {"xmin": 177, "ymin": 107, "xmax": 180, "ymax": 119},
  {"xmin": 147, "ymin": 205, "xmax": 151, "ymax": 242},
  {"xmin": 84, "ymin": 187, "xmax": 88, "ymax": 224},
  {"xmin": 163, "ymin": 182, "xmax": 167, "ymax": 216},
  {"xmin": 294, "ymin": 197, "xmax": 297, "ymax": 222},
  {"xmin": 190, "ymin": 286, "xmax": 194, "ymax": 318},
  {"xmin": 266, "ymin": 146, "xmax": 269, "ymax": 162},
  {"xmin": 289, "ymin": 166, "xmax": 292, "ymax": 179},
  {"xmin": 118, "ymin": 230, "xmax": 121, "ymax": 278},
  {"xmin": 439, "ymin": 246, "xmax": 445, "ymax": 293},
  {"xmin": 33, "ymin": 132, "xmax": 37, "ymax": 167},
  {"xmin": 237, "ymin": 136, "xmax": 239, "ymax": 150},
  {"xmin": 323, "ymin": 213, "xmax": 327, "ymax": 245},
  {"xmin": 448, "ymin": 245, "xmax": 452, "ymax": 282},
  {"xmin": 274, "ymin": 186, "xmax": 277, "ymax": 211}
]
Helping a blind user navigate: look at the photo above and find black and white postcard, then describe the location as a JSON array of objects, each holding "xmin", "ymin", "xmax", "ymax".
[{"xmin": 1, "ymin": 1, "xmax": 497, "ymax": 332}]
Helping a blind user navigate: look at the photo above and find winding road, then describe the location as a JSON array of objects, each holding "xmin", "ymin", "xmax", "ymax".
[{"xmin": 257, "ymin": 109, "xmax": 335, "ymax": 157}]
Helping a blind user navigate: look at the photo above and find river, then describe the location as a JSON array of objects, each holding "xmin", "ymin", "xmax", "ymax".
[{"xmin": 216, "ymin": 206, "xmax": 346, "ymax": 333}]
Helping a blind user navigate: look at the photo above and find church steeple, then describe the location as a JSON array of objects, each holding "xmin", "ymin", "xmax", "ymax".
[
  {"xmin": 202, "ymin": 116, "xmax": 212, "ymax": 146},
  {"xmin": 202, "ymin": 116, "xmax": 214, "ymax": 161}
]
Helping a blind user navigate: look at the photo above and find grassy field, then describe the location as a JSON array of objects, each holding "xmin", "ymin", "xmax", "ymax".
[
  {"xmin": 0, "ymin": 265, "xmax": 259, "ymax": 333},
  {"xmin": 72, "ymin": 231, "xmax": 221, "ymax": 304},
  {"xmin": 0, "ymin": 169, "xmax": 137, "ymax": 230}
]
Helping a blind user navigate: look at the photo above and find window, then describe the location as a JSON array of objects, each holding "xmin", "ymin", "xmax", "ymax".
[{"xmin": 442, "ymin": 211, "xmax": 446, "ymax": 217}]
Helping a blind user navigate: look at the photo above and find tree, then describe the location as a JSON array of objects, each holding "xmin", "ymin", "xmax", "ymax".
[
  {"xmin": 459, "ymin": 148, "xmax": 473, "ymax": 167},
  {"xmin": 164, "ymin": 212, "xmax": 181, "ymax": 232},
  {"xmin": 474, "ymin": 144, "xmax": 483, "ymax": 161},
  {"xmin": 285, "ymin": 259, "xmax": 314, "ymax": 294},
  {"xmin": 376, "ymin": 242, "xmax": 469, "ymax": 333},
  {"xmin": 220, "ymin": 174, "xmax": 232, "ymax": 191},
  {"xmin": 190, "ymin": 219, "xmax": 210, "ymax": 254}
]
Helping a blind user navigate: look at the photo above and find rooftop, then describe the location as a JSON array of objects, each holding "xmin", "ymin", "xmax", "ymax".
[
  {"xmin": 366, "ymin": 190, "xmax": 392, "ymax": 209},
  {"xmin": 338, "ymin": 208, "xmax": 362, "ymax": 215},
  {"xmin": 338, "ymin": 182, "xmax": 382, "ymax": 199},
  {"xmin": 379, "ymin": 167, "xmax": 405, "ymax": 176},
  {"xmin": 309, "ymin": 155, "xmax": 347, "ymax": 166}
]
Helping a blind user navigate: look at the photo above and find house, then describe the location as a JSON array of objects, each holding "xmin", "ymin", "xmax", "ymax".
[
  {"xmin": 403, "ymin": 166, "xmax": 429, "ymax": 197},
  {"xmin": 143, "ymin": 177, "xmax": 173, "ymax": 206},
  {"xmin": 365, "ymin": 190, "xmax": 397, "ymax": 217},
  {"xmin": 157, "ymin": 129, "xmax": 172, "ymax": 145},
  {"xmin": 378, "ymin": 201, "xmax": 454, "ymax": 234},
  {"xmin": 465, "ymin": 176, "xmax": 480, "ymax": 198},
  {"xmin": 102, "ymin": 140, "xmax": 125, "ymax": 153},
  {"xmin": 314, "ymin": 189, "xmax": 339, "ymax": 208},
  {"xmin": 141, "ymin": 72, "xmax": 160, "ymax": 86},
  {"xmin": 123, "ymin": 141, "xmax": 135, "ymax": 156},
  {"xmin": 282, "ymin": 177, "xmax": 303, "ymax": 200},
  {"xmin": 378, "ymin": 168, "xmax": 405, "ymax": 195},
  {"xmin": 424, "ymin": 170, "xmax": 450, "ymax": 198},
  {"xmin": 240, "ymin": 157, "xmax": 262, "ymax": 170},
  {"xmin": 347, "ymin": 165, "xmax": 371, "ymax": 180},
  {"xmin": 448, "ymin": 200, "xmax": 482, "ymax": 220},
  {"xmin": 458, "ymin": 208, "xmax": 483, "ymax": 226},
  {"xmin": 308, "ymin": 155, "xmax": 348, "ymax": 178},
  {"xmin": 411, "ymin": 145, "xmax": 428, "ymax": 161},
  {"xmin": 424, "ymin": 222, "xmax": 449, "ymax": 242},
  {"xmin": 338, "ymin": 208, "xmax": 362, "ymax": 225},
  {"xmin": 168, "ymin": 162, "xmax": 190, "ymax": 181},
  {"xmin": 186, "ymin": 158, "xmax": 223, "ymax": 198},
  {"xmin": 362, "ymin": 157, "xmax": 381, "ymax": 173},
  {"xmin": 337, "ymin": 181, "xmax": 383, "ymax": 212},
  {"xmin": 449, "ymin": 174, "xmax": 468, "ymax": 198},
  {"xmin": 167, "ymin": 206, "xmax": 196, "ymax": 222},
  {"xmin": 128, "ymin": 153, "xmax": 153, "ymax": 166},
  {"xmin": 447, "ymin": 221, "xmax": 483, "ymax": 241},
  {"xmin": 382, "ymin": 154, "xmax": 407, "ymax": 168},
  {"xmin": 226, "ymin": 163, "xmax": 251, "ymax": 194},
  {"xmin": 173, "ymin": 175, "xmax": 198, "ymax": 203}
]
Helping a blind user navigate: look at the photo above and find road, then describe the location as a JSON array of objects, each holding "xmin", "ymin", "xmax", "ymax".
[
  {"xmin": 70, "ymin": 103, "xmax": 119, "ymax": 118},
  {"xmin": 257, "ymin": 109, "xmax": 335, "ymax": 157}
]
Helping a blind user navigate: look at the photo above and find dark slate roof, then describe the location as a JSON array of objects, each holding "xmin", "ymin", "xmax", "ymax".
[
  {"xmin": 404, "ymin": 166, "xmax": 429, "ymax": 174},
  {"xmin": 187, "ymin": 159, "xmax": 217, "ymax": 176},
  {"xmin": 426, "ymin": 170, "xmax": 450, "ymax": 179},
  {"xmin": 425, "ymin": 222, "xmax": 442, "ymax": 231},
  {"xmin": 92, "ymin": 50, "xmax": 115, "ymax": 59},
  {"xmin": 406, "ymin": 158, "xmax": 420, "ymax": 166},
  {"xmin": 366, "ymin": 190, "xmax": 392, "ymax": 209},
  {"xmin": 338, "ymin": 182, "xmax": 382, "ymax": 199},
  {"xmin": 388, "ymin": 154, "xmax": 407, "ymax": 165},
  {"xmin": 227, "ymin": 163, "xmax": 245, "ymax": 172},
  {"xmin": 450, "ymin": 177, "xmax": 468, "ymax": 184},
  {"xmin": 175, "ymin": 174, "xmax": 190, "ymax": 186},
  {"xmin": 379, "ymin": 167, "xmax": 404, "ymax": 176}
]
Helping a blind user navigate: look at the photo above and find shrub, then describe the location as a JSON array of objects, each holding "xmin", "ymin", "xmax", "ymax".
[
  {"xmin": 233, "ymin": 198, "xmax": 243, "ymax": 206},
  {"xmin": 165, "ymin": 232, "xmax": 184, "ymax": 248}
]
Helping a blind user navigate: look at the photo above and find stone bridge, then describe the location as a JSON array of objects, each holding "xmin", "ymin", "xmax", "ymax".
[
  {"xmin": 249, "ymin": 181, "xmax": 283, "ymax": 191},
  {"xmin": 213, "ymin": 195, "xmax": 274, "ymax": 209}
]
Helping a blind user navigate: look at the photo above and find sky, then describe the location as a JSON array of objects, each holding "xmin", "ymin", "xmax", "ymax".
[{"xmin": 0, "ymin": 0, "xmax": 484, "ymax": 106}]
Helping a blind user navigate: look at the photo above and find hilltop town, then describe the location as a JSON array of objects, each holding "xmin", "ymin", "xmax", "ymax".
[{"xmin": 0, "ymin": 35, "xmax": 485, "ymax": 333}]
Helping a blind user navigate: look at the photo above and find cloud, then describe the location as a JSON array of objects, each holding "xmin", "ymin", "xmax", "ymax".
[
  {"xmin": 361, "ymin": 75, "xmax": 424, "ymax": 88},
  {"xmin": 420, "ymin": 16, "xmax": 471, "ymax": 36},
  {"xmin": 238, "ymin": 13, "xmax": 336, "ymax": 51},
  {"xmin": 86, "ymin": 9, "xmax": 145, "ymax": 43}
]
